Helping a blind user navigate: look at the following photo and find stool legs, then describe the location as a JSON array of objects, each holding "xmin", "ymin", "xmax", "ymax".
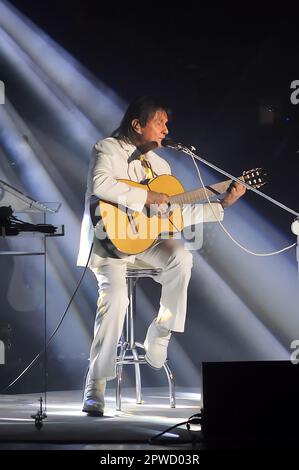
[
  {"xmin": 116, "ymin": 342, "xmax": 127, "ymax": 411},
  {"xmin": 132, "ymin": 347, "xmax": 142, "ymax": 404},
  {"xmin": 116, "ymin": 275, "xmax": 176, "ymax": 411},
  {"xmin": 116, "ymin": 344, "xmax": 142, "ymax": 411},
  {"xmin": 163, "ymin": 362, "xmax": 176, "ymax": 408}
]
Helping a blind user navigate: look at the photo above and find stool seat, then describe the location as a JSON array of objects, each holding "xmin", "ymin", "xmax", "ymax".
[
  {"xmin": 116, "ymin": 260, "xmax": 176, "ymax": 411},
  {"xmin": 126, "ymin": 260, "xmax": 162, "ymax": 278}
]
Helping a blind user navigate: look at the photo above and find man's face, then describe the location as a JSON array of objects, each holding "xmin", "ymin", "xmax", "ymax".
[{"xmin": 134, "ymin": 109, "xmax": 169, "ymax": 146}]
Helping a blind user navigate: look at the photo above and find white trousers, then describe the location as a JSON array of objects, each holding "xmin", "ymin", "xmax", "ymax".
[{"xmin": 87, "ymin": 202, "xmax": 223, "ymax": 380}]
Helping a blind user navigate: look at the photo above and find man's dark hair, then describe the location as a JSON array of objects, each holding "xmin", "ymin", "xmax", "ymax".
[{"xmin": 111, "ymin": 95, "xmax": 170, "ymax": 144}]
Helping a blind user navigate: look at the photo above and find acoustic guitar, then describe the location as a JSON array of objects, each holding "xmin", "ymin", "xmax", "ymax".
[{"xmin": 90, "ymin": 168, "xmax": 266, "ymax": 255}]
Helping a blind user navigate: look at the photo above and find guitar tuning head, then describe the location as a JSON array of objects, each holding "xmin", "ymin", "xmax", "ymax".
[{"xmin": 242, "ymin": 167, "xmax": 267, "ymax": 189}]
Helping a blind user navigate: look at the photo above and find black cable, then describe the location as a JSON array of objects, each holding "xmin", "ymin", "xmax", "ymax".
[
  {"xmin": 148, "ymin": 419, "xmax": 190, "ymax": 444},
  {"xmin": 148, "ymin": 411, "xmax": 203, "ymax": 447},
  {"xmin": 0, "ymin": 242, "xmax": 93, "ymax": 394}
]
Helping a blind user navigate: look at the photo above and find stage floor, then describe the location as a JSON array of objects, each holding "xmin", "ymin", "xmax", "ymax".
[{"xmin": 0, "ymin": 387, "xmax": 202, "ymax": 450}]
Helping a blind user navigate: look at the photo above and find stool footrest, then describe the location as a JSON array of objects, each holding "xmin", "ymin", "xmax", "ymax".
[
  {"xmin": 117, "ymin": 341, "xmax": 144, "ymax": 350},
  {"xmin": 117, "ymin": 358, "xmax": 147, "ymax": 365}
]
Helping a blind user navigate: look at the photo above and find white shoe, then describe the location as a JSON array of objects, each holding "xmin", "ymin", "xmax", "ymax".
[
  {"xmin": 82, "ymin": 378, "xmax": 106, "ymax": 416},
  {"xmin": 144, "ymin": 320, "xmax": 171, "ymax": 369},
  {"xmin": 82, "ymin": 398, "xmax": 104, "ymax": 416}
]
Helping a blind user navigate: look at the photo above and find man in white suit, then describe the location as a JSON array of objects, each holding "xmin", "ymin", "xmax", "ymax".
[{"xmin": 77, "ymin": 96, "xmax": 245, "ymax": 416}]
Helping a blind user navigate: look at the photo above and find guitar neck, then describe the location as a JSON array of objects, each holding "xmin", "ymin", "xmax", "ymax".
[{"xmin": 169, "ymin": 178, "xmax": 236, "ymax": 205}]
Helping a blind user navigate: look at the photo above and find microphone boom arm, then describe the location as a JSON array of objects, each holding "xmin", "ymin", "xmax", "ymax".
[{"xmin": 163, "ymin": 138, "xmax": 299, "ymax": 278}]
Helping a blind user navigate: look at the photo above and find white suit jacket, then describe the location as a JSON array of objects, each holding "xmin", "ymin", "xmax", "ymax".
[
  {"xmin": 77, "ymin": 137, "xmax": 223, "ymax": 267},
  {"xmin": 77, "ymin": 137, "xmax": 171, "ymax": 267}
]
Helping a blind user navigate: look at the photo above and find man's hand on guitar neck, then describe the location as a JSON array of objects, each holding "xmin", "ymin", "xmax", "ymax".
[{"xmin": 220, "ymin": 181, "xmax": 246, "ymax": 209}]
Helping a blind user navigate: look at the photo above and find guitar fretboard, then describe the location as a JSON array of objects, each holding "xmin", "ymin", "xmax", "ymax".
[{"xmin": 169, "ymin": 179, "xmax": 233, "ymax": 205}]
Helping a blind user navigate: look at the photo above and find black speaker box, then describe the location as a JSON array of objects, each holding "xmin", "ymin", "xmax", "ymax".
[{"xmin": 202, "ymin": 361, "xmax": 299, "ymax": 447}]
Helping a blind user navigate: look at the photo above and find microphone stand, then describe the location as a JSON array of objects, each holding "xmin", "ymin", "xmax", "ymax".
[{"xmin": 169, "ymin": 142, "xmax": 299, "ymax": 277}]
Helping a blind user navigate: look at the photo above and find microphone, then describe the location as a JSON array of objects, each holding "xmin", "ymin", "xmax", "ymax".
[
  {"xmin": 161, "ymin": 138, "xmax": 183, "ymax": 150},
  {"xmin": 161, "ymin": 138, "xmax": 196, "ymax": 151}
]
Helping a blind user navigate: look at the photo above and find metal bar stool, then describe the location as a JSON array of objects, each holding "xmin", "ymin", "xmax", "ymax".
[{"xmin": 116, "ymin": 260, "xmax": 176, "ymax": 411}]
